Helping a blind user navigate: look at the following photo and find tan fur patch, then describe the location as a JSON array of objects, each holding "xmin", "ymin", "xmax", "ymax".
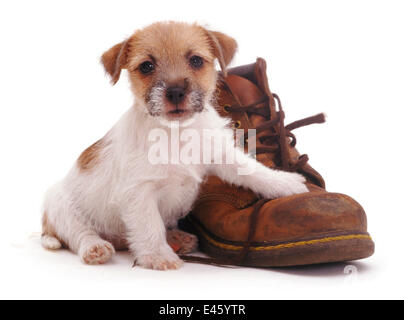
[
  {"xmin": 77, "ymin": 139, "xmax": 103, "ymax": 171},
  {"xmin": 125, "ymin": 22, "xmax": 219, "ymax": 101},
  {"xmin": 101, "ymin": 40, "xmax": 130, "ymax": 85},
  {"xmin": 100, "ymin": 22, "xmax": 238, "ymax": 121},
  {"xmin": 42, "ymin": 211, "xmax": 56, "ymax": 237},
  {"xmin": 101, "ymin": 22, "xmax": 237, "ymax": 97},
  {"xmin": 204, "ymin": 30, "xmax": 238, "ymax": 74}
]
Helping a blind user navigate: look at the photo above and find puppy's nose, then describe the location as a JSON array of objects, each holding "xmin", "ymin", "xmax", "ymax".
[{"xmin": 166, "ymin": 87, "xmax": 186, "ymax": 105}]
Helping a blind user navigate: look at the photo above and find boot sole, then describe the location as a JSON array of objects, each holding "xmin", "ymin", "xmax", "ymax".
[{"xmin": 182, "ymin": 216, "xmax": 375, "ymax": 267}]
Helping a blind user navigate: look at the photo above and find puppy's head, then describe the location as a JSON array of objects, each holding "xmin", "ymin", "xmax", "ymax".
[{"xmin": 101, "ymin": 22, "xmax": 237, "ymax": 121}]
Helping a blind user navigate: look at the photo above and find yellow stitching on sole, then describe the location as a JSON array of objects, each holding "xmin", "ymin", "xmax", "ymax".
[{"xmin": 194, "ymin": 223, "xmax": 372, "ymax": 252}]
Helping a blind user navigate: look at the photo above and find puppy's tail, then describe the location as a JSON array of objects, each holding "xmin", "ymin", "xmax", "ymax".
[
  {"xmin": 41, "ymin": 210, "xmax": 62, "ymax": 250},
  {"xmin": 41, "ymin": 234, "xmax": 62, "ymax": 250}
]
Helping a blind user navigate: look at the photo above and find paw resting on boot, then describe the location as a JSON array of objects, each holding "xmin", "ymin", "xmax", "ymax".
[
  {"xmin": 273, "ymin": 171, "xmax": 309, "ymax": 197},
  {"xmin": 263, "ymin": 171, "xmax": 309, "ymax": 199}
]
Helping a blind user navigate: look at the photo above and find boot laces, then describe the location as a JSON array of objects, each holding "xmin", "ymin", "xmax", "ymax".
[{"xmin": 226, "ymin": 93, "xmax": 326, "ymax": 171}]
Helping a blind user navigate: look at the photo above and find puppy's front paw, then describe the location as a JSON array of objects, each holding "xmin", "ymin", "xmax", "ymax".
[
  {"xmin": 135, "ymin": 247, "xmax": 183, "ymax": 271},
  {"xmin": 266, "ymin": 171, "xmax": 309, "ymax": 198}
]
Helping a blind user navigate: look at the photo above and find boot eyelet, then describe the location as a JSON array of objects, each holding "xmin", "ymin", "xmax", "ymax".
[
  {"xmin": 223, "ymin": 105, "xmax": 231, "ymax": 112},
  {"xmin": 239, "ymin": 136, "xmax": 248, "ymax": 147},
  {"xmin": 234, "ymin": 121, "xmax": 241, "ymax": 128}
]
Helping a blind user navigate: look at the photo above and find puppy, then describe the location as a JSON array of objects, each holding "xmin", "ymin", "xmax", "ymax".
[{"xmin": 41, "ymin": 22, "xmax": 308, "ymax": 270}]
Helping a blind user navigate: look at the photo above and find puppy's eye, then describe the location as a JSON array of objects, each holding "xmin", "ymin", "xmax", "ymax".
[
  {"xmin": 139, "ymin": 61, "xmax": 155, "ymax": 74},
  {"xmin": 189, "ymin": 55, "xmax": 204, "ymax": 69}
]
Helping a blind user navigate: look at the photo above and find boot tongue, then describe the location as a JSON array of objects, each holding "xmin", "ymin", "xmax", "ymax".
[
  {"xmin": 218, "ymin": 59, "xmax": 279, "ymax": 168},
  {"xmin": 253, "ymin": 58, "xmax": 278, "ymax": 119}
]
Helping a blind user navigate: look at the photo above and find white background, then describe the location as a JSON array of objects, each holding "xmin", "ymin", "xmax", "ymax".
[{"xmin": 0, "ymin": 0, "xmax": 403, "ymax": 300}]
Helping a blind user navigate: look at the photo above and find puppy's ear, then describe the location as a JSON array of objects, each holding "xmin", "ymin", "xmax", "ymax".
[
  {"xmin": 101, "ymin": 40, "xmax": 130, "ymax": 85},
  {"xmin": 205, "ymin": 30, "xmax": 237, "ymax": 74}
]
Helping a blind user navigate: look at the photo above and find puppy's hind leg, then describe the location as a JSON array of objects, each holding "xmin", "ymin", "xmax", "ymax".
[
  {"xmin": 43, "ymin": 185, "xmax": 115, "ymax": 265},
  {"xmin": 56, "ymin": 210, "xmax": 115, "ymax": 265},
  {"xmin": 167, "ymin": 229, "xmax": 198, "ymax": 254},
  {"xmin": 74, "ymin": 228, "xmax": 115, "ymax": 265}
]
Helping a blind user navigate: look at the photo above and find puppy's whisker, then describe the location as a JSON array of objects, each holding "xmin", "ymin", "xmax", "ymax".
[
  {"xmin": 146, "ymin": 81, "xmax": 167, "ymax": 116},
  {"xmin": 189, "ymin": 90, "xmax": 205, "ymax": 113}
]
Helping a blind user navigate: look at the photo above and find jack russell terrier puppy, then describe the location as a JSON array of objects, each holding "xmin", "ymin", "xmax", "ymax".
[{"xmin": 41, "ymin": 21, "xmax": 308, "ymax": 270}]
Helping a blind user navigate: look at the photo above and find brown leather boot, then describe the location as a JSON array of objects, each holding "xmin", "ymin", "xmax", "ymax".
[{"xmin": 180, "ymin": 58, "xmax": 374, "ymax": 267}]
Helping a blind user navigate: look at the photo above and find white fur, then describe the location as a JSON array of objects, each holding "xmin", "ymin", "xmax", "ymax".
[
  {"xmin": 42, "ymin": 100, "xmax": 308, "ymax": 270},
  {"xmin": 41, "ymin": 235, "xmax": 62, "ymax": 250}
]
